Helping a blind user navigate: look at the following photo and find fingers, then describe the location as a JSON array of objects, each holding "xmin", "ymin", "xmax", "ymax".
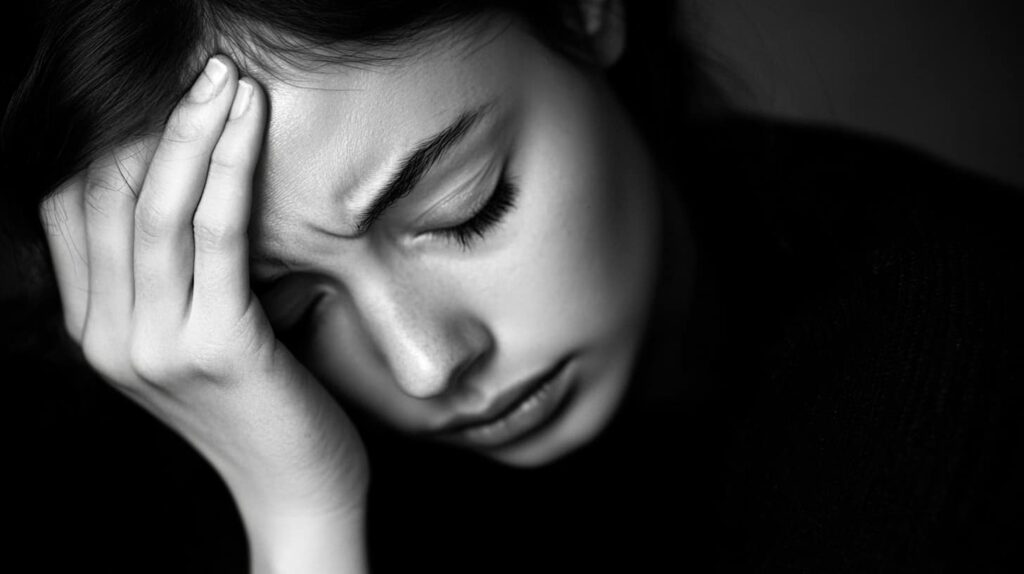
[
  {"xmin": 39, "ymin": 176, "xmax": 89, "ymax": 341},
  {"xmin": 134, "ymin": 56, "xmax": 239, "ymax": 322},
  {"xmin": 42, "ymin": 55, "xmax": 267, "ymax": 377},
  {"xmin": 191, "ymin": 78, "xmax": 266, "ymax": 321},
  {"xmin": 81, "ymin": 140, "xmax": 155, "ymax": 340}
]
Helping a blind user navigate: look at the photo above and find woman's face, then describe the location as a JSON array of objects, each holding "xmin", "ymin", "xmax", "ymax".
[{"xmin": 250, "ymin": 16, "xmax": 663, "ymax": 466}]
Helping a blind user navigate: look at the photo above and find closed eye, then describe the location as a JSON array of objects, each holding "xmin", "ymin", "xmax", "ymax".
[{"xmin": 430, "ymin": 165, "xmax": 518, "ymax": 249}]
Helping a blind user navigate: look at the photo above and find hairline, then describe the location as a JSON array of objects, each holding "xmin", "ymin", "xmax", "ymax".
[{"xmin": 196, "ymin": 11, "xmax": 518, "ymax": 90}]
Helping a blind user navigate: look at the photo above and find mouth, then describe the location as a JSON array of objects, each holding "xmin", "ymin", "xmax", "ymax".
[{"xmin": 439, "ymin": 357, "xmax": 575, "ymax": 449}]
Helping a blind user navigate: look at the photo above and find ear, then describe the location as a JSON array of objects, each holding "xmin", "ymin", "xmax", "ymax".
[{"xmin": 577, "ymin": 0, "xmax": 626, "ymax": 68}]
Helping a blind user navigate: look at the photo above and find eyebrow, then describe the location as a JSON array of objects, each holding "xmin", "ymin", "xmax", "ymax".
[{"xmin": 351, "ymin": 102, "xmax": 493, "ymax": 236}]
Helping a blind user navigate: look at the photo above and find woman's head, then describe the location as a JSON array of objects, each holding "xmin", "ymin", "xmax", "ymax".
[{"xmin": 5, "ymin": 0, "xmax": 703, "ymax": 466}]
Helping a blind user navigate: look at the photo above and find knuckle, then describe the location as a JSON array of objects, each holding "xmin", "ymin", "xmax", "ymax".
[
  {"xmin": 184, "ymin": 343, "xmax": 230, "ymax": 379},
  {"xmin": 39, "ymin": 178, "xmax": 83, "ymax": 231},
  {"xmin": 129, "ymin": 336, "xmax": 228, "ymax": 387},
  {"xmin": 80, "ymin": 329, "xmax": 130, "ymax": 384},
  {"xmin": 162, "ymin": 107, "xmax": 206, "ymax": 144},
  {"xmin": 192, "ymin": 213, "xmax": 241, "ymax": 251},
  {"xmin": 182, "ymin": 322, "xmax": 257, "ymax": 380},
  {"xmin": 128, "ymin": 339, "xmax": 179, "ymax": 385},
  {"xmin": 120, "ymin": 136, "xmax": 160, "ymax": 163},
  {"xmin": 208, "ymin": 147, "xmax": 243, "ymax": 176},
  {"xmin": 84, "ymin": 164, "xmax": 126, "ymax": 194},
  {"xmin": 39, "ymin": 192, "xmax": 63, "ymax": 223},
  {"xmin": 39, "ymin": 195, "xmax": 69, "ymax": 234},
  {"xmin": 134, "ymin": 201, "xmax": 173, "ymax": 242},
  {"xmin": 38, "ymin": 196, "xmax": 57, "ymax": 226},
  {"xmin": 84, "ymin": 170, "xmax": 135, "ymax": 216}
]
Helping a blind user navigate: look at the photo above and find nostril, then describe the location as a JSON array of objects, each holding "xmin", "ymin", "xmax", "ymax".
[{"xmin": 443, "ymin": 343, "xmax": 494, "ymax": 397}]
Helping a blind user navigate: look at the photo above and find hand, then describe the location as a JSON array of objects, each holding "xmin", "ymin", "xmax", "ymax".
[{"xmin": 39, "ymin": 56, "xmax": 368, "ymax": 571}]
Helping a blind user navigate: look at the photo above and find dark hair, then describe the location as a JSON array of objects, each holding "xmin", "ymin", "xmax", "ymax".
[
  {"xmin": 0, "ymin": 0, "xmax": 719, "ymax": 337},
  {"xmin": 0, "ymin": 4, "xmax": 722, "ymax": 565}
]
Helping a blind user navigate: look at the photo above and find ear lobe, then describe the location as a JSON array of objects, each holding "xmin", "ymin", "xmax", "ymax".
[{"xmin": 578, "ymin": 0, "xmax": 626, "ymax": 68}]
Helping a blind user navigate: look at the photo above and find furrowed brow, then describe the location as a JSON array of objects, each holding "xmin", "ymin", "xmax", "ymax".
[{"xmin": 353, "ymin": 102, "xmax": 493, "ymax": 236}]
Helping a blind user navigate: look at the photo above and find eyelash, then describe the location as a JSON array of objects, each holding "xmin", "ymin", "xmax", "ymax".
[{"xmin": 432, "ymin": 168, "xmax": 519, "ymax": 249}]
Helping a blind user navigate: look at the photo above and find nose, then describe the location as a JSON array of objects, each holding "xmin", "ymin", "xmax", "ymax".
[{"xmin": 354, "ymin": 281, "xmax": 492, "ymax": 399}]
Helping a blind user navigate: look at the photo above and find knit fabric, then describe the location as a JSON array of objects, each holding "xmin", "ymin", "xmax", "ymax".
[{"xmin": 678, "ymin": 116, "xmax": 1024, "ymax": 572}]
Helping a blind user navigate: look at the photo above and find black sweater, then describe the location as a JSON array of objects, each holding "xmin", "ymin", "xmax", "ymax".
[
  {"xmin": 8, "ymin": 117, "xmax": 1023, "ymax": 572},
  {"xmin": 365, "ymin": 117, "xmax": 1024, "ymax": 572},
  {"xmin": 674, "ymin": 117, "xmax": 1024, "ymax": 572}
]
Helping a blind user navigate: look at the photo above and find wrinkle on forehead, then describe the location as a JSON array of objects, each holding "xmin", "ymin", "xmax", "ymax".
[
  {"xmin": 247, "ymin": 16, "xmax": 527, "ymax": 268},
  {"xmin": 253, "ymin": 14, "xmax": 516, "ymax": 201},
  {"xmin": 216, "ymin": 11, "xmax": 512, "ymax": 93}
]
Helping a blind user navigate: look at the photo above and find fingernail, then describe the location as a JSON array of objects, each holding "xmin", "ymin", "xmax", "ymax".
[
  {"xmin": 190, "ymin": 57, "xmax": 228, "ymax": 103},
  {"xmin": 230, "ymin": 79, "xmax": 254, "ymax": 119}
]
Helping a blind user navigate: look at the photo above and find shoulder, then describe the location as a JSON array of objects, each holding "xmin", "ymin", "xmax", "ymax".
[
  {"xmin": 683, "ymin": 113, "xmax": 1024, "ymax": 336},
  {"xmin": 686, "ymin": 114, "xmax": 1024, "ymax": 257},
  {"xmin": 683, "ymin": 115, "xmax": 1024, "ymax": 571}
]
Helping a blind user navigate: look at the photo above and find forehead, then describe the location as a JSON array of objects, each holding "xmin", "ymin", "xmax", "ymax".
[{"xmin": 250, "ymin": 19, "xmax": 530, "ymax": 251}]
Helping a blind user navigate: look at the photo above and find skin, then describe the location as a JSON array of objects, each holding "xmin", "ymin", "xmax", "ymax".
[
  {"xmin": 43, "ymin": 58, "xmax": 371, "ymax": 573},
  {"xmin": 39, "ymin": 6, "xmax": 684, "ymax": 571},
  {"xmin": 250, "ymin": 15, "xmax": 666, "ymax": 466}
]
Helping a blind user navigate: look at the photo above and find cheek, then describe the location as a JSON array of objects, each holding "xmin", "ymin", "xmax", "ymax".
[
  {"xmin": 482, "ymin": 126, "xmax": 657, "ymax": 355},
  {"xmin": 479, "ymin": 55, "xmax": 659, "ymax": 353},
  {"xmin": 302, "ymin": 301, "xmax": 439, "ymax": 428}
]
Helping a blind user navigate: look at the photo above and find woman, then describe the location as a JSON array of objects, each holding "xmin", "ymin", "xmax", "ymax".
[{"xmin": 3, "ymin": 1, "xmax": 1021, "ymax": 572}]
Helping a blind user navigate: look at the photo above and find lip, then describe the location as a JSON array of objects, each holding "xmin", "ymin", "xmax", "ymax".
[{"xmin": 439, "ymin": 357, "xmax": 574, "ymax": 449}]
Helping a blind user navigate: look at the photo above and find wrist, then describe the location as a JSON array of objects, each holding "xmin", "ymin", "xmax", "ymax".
[{"xmin": 244, "ymin": 503, "xmax": 369, "ymax": 574}]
